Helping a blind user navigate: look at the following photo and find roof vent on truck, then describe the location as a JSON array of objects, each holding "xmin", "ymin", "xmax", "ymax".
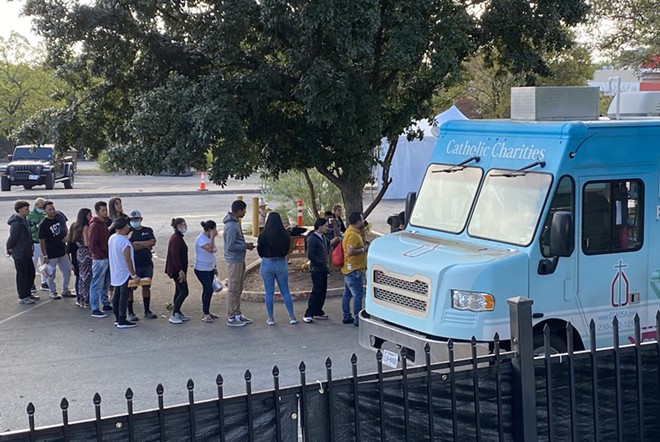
[
  {"xmin": 607, "ymin": 92, "xmax": 660, "ymax": 119},
  {"xmin": 510, "ymin": 86, "xmax": 600, "ymax": 121}
]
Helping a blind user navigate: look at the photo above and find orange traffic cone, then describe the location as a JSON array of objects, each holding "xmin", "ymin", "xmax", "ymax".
[{"xmin": 198, "ymin": 172, "xmax": 208, "ymax": 191}]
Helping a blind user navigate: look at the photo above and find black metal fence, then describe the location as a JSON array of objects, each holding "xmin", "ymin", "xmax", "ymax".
[{"xmin": 1, "ymin": 298, "xmax": 659, "ymax": 441}]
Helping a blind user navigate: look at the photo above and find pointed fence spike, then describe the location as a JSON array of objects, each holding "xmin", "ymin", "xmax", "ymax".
[
  {"xmin": 156, "ymin": 384, "xmax": 164, "ymax": 395},
  {"xmin": 351, "ymin": 353, "xmax": 358, "ymax": 364},
  {"xmin": 272, "ymin": 366, "xmax": 279, "ymax": 377},
  {"xmin": 93, "ymin": 393, "xmax": 101, "ymax": 405},
  {"xmin": 325, "ymin": 357, "xmax": 332, "ymax": 368},
  {"xmin": 245, "ymin": 370, "xmax": 252, "ymax": 381},
  {"xmin": 125, "ymin": 388, "xmax": 133, "ymax": 400},
  {"xmin": 216, "ymin": 374, "xmax": 223, "ymax": 386},
  {"xmin": 187, "ymin": 379, "xmax": 194, "ymax": 390},
  {"xmin": 60, "ymin": 398, "xmax": 69, "ymax": 410},
  {"xmin": 376, "ymin": 349, "xmax": 382, "ymax": 362},
  {"xmin": 299, "ymin": 361, "xmax": 306, "ymax": 371},
  {"xmin": 27, "ymin": 402, "xmax": 35, "ymax": 415}
]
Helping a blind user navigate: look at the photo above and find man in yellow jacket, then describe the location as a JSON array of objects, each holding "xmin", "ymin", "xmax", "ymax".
[{"xmin": 341, "ymin": 212, "xmax": 368, "ymax": 326}]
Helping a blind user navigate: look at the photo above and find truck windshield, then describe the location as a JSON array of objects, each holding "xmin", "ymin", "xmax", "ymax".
[
  {"xmin": 468, "ymin": 169, "xmax": 551, "ymax": 245},
  {"xmin": 409, "ymin": 164, "xmax": 482, "ymax": 233},
  {"xmin": 13, "ymin": 147, "xmax": 52, "ymax": 161}
]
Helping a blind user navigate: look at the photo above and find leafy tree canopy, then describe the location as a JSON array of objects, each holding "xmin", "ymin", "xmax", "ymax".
[{"xmin": 21, "ymin": 0, "xmax": 589, "ymax": 213}]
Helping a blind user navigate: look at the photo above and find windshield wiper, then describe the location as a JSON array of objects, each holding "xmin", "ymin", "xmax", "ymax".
[
  {"xmin": 494, "ymin": 160, "xmax": 546, "ymax": 177},
  {"xmin": 433, "ymin": 156, "xmax": 480, "ymax": 173}
]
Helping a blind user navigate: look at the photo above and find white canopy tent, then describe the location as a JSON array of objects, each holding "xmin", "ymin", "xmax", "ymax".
[{"xmin": 376, "ymin": 106, "xmax": 468, "ymax": 199}]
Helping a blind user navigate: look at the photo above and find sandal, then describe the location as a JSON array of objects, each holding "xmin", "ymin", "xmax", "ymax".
[
  {"xmin": 202, "ymin": 315, "xmax": 214, "ymax": 323},
  {"xmin": 209, "ymin": 312, "xmax": 220, "ymax": 319}
]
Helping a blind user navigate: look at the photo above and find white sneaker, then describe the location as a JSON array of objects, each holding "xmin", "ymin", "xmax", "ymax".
[
  {"xmin": 266, "ymin": 317, "xmax": 275, "ymax": 326},
  {"xmin": 168, "ymin": 313, "xmax": 183, "ymax": 324}
]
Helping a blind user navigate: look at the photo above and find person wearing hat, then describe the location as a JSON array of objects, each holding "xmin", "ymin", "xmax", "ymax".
[
  {"xmin": 127, "ymin": 210, "xmax": 157, "ymax": 320},
  {"xmin": 108, "ymin": 216, "xmax": 140, "ymax": 328}
]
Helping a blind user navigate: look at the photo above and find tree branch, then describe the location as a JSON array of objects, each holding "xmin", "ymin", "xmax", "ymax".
[
  {"xmin": 302, "ymin": 168, "xmax": 319, "ymax": 219},
  {"xmin": 364, "ymin": 136, "xmax": 398, "ymax": 219}
]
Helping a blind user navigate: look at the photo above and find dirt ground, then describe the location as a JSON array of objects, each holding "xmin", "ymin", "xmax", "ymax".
[{"xmin": 243, "ymin": 256, "xmax": 345, "ymax": 295}]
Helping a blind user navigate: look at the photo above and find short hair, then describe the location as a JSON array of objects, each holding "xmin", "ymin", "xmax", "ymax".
[
  {"xmin": 43, "ymin": 200, "xmax": 54, "ymax": 210},
  {"xmin": 201, "ymin": 220, "xmax": 217, "ymax": 231},
  {"xmin": 314, "ymin": 218, "xmax": 328, "ymax": 230},
  {"xmin": 94, "ymin": 201, "xmax": 107, "ymax": 212},
  {"xmin": 332, "ymin": 204, "xmax": 342, "ymax": 212},
  {"xmin": 14, "ymin": 200, "xmax": 29, "ymax": 212},
  {"xmin": 113, "ymin": 216, "xmax": 130, "ymax": 230},
  {"xmin": 231, "ymin": 200, "xmax": 247, "ymax": 213},
  {"xmin": 324, "ymin": 210, "xmax": 334, "ymax": 217},
  {"xmin": 348, "ymin": 212, "xmax": 362, "ymax": 225},
  {"xmin": 34, "ymin": 197, "xmax": 45, "ymax": 208}
]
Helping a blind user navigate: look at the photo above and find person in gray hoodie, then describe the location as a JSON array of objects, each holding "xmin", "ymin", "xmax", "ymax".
[
  {"xmin": 6, "ymin": 200, "xmax": 37, "ymax": 304},
  {"xmin": 223, "ymin": 200, "xmax": 255, "ymax": 327}
]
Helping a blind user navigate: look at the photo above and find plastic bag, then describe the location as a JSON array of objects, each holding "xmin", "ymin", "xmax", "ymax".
[
  {"xmin": 331, "ymin": 241, "xmax": 344, "ymax": 267},
  {"xmin": 212, "ymin": 276, "xmax": 224, "ymax": 292}
]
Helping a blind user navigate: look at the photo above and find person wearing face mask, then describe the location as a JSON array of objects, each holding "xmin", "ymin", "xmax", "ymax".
[
  {"xmin": 165, "ymin": 218, "xmax": 190, "ymax": 324},
  {"xmin": 27, "ymin": 197, "xmax": 48, "ymax": 294},
  {"xmin": 127, "ymin": 210, "xmax": 157, "ymax": 320}
]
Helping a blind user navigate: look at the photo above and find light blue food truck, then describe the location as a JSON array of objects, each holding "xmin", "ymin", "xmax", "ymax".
[{"xmin": 359, "ymin": 87, "xmax": 660, "ymax": 365}]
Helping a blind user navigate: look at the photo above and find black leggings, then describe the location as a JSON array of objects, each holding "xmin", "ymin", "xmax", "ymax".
[
  {"xmin": 172, "ymin": 277, "xmax": 189, "ymax": 314},
  {"xmin": 194, "ymin": 269, "xmax": 214, "ymax": 315}
]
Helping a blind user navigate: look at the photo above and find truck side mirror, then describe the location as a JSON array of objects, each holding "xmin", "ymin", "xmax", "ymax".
[
  {"xmin": 405, "ymin": 191, "xmax": 417, "ymax": 227},
  {"xmin": 549, "ymin": 211, "xmax": 573, "ymax": 257}
]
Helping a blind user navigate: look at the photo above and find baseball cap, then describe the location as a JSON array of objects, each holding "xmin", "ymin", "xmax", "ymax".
[{"xmin": 129, "ymin": 210, "xmax": 142, "ymax": 219}]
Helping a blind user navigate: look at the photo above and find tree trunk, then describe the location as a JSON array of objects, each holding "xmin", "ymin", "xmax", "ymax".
[
  {"xmin": 339, "ymin": 178, "xmax": 365, "ymax": 218},
  {"xmin": 302, "ymin": 168, "xmax": 320, "ymax": 219}
]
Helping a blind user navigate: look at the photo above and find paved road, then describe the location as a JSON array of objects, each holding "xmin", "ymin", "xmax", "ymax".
[{"xmin": 0, "ymin": 172, "xmax": 406, "ymax": 432}]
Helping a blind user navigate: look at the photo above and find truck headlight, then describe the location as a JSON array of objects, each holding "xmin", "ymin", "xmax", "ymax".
[
  {"xmin": 451, "ymin": 290, "xmax": 495, "ymax": 312},
  {"xmin": 8, "ymin": 165, "xmax": 15, "ymax": 173}
]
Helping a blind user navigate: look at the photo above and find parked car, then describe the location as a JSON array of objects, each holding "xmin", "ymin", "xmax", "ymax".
[{"xmin": 0, "ymin": 145, "xmax": 75, "ymax": 191}]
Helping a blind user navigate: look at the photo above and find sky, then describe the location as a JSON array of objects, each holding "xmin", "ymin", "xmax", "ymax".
[{"xmin": 0, "ymin": 0, "xmax": 40, "ymax": 44}]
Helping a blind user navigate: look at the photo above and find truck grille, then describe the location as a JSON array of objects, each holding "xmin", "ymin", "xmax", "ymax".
[
  {"xmin": 371, "ymin": 267, "xmax": 431, "ymax": 317},
  {"xmin": 374, "ymin": 270, "xmax": 428, "ymax": 295},
  {"xmin": 374, "ymin": 287, "xmax": 427, "ymax": 312}
]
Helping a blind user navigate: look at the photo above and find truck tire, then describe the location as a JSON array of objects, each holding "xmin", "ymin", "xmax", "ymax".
[
  {"xmin": 45, "ymin": 172, "xmax": 55, "ymax": 190},
  {"xmin": 64, "ymin": 173, "xmax": 74, "ymax": 189},
  {"xmin": 533, "ymin": 332, "xmax": 568, "ymax": 357},
  {"xmin": 1, "ymin": 176, "xmax": 10, "ymax": 192}
]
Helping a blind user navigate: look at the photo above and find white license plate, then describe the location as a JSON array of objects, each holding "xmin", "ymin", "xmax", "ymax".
[
  {"xmin": 381, "ymin": 349, "xmax": 399, "ymax": 368},
  {"xmin": 28, "ymin": 174, "xmax": 40, "ymax": 180}
]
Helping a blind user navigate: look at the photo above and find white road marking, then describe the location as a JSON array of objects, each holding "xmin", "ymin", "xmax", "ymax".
[{"xmin": 0, "ymin": 299, "xmax": 53, "ymax": 326}]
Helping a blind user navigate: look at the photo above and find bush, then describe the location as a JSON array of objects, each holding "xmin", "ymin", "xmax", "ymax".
[{"xmin": 263, "ymin": 169, "xmax": 342, "ymax": 225}]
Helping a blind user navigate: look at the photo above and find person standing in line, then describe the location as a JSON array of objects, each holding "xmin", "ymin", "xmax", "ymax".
[
  {"xmin": 223, "ymin": 200, "xmax": 255, "ymax": 327},
  {"xmin": 68, "ymin": 208, "xmax": 93, "ymax": 308},
  {"xmin": 27, "ymin": 197, "xmax": 47, "ymax": 293},
  {"xmin": 108, "ymin": 217, "xmax": 140, "ymax": 328},
  {"xmin": 38, "ymin": 201, "xmax": 74, "ymax": 299},
  {"xmin": 166, "ymin": 218, "xmax": 190, "ymax": 324},
  {"xmin": 7, "ymin": 200, "xmax": 37, "ymax": 304},
  {"xmin": 332, "ymin": 204, "xmax": 347, "ymax": 235},
  {"xmin": 257, "ymin": 212, "xmax": 297, "ymax": 325},
  {"xmin": 324, "ymin": 211, "xmax": 342, "ymax": 247},
  {"xmin": 341, "ymin": 212, "xmax": 369, "ymax": 326},
  {"xmin": 126, "ymin": 210, "xmax": 157, "ymax": 320},
  {"xmin": 88, "ymin": 201, "xmax": 113, "ymax": 318},
  {"xmin": 303, "ymin": 218, "xmax": 331, "ymax": 323},
  {"xmin": 194, "ymin": 220, "xmax": 220, "ymax": 323},
  {"xmin": 107, "ymin": 196, "xmax": 127, "ymax": 233}
]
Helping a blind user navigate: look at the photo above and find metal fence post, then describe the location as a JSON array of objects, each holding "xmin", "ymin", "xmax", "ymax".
[{"xmin": 508, "ymin": 296, "xmax": 537, "ymax": 442}]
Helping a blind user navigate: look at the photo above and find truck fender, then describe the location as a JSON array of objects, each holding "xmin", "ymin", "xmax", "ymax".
[{"xmin": 532, "ymin": 318, "xmax": 584, "ymax": 353}]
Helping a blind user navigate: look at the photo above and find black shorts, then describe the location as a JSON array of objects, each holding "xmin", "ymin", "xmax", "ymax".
[{"xmin": 135, "ymin": 265, "xmax": 154, "ymax": 288}]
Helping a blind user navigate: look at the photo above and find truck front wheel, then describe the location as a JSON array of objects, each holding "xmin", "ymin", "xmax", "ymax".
[
  {"xmin": 45, "ymin": 172, "xmax": 54, "ymax": 190},
  {"xmin": 533, "ymin": 332, "xmax": 567, "ymax": 357}
]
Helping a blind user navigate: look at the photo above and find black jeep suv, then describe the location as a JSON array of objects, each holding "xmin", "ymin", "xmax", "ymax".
[{"xmin": 1, "ymin": 145, "xmax": 75, "ymax": 191}]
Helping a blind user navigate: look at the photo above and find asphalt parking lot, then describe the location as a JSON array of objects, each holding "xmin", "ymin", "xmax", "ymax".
[{"xmin": 0, "ymin": 169, "xmax": 404, "ymax": 432}]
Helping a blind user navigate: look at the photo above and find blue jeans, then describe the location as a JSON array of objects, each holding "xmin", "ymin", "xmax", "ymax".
[
  {"xmin": 194, "ymin": 269, "xmax": 214, "ymax": 315},
  {"xmin": 260, "ymin": 257, "xmax": 295, "ymax": 318},
  {"xmin": 342, "ymin": 270, "xmax": 364, "ymax": 324},
  {"xmin": 90, "ymin": 259, "xmax": 111, "ymax": 311}
]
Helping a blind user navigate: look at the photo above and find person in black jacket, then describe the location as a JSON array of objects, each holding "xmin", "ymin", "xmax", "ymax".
[
  {"xmin": 303, "ymin": 218, "xmax": 331, "ymax": 323},
  {"xmin": 6, "ymin": 200, "xmax": 37, "ymax": 304},
  {"xmin": 257, "ymin": 212, "xmax": 297, "ymax": 325}
]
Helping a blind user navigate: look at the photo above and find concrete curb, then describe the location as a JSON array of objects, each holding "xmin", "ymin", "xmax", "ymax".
[{"xmin": 0, "ymin": 188, "xmax": 262, "ymax": 202}]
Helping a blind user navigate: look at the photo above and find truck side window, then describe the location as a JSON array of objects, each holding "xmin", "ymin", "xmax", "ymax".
[
  {"xmin": 540, "ymin": 176, "xmax": 574, "ymax": 257},
  {"xmin": 582, "ymin": 180, "xmax": 643, "ymax": 254}
]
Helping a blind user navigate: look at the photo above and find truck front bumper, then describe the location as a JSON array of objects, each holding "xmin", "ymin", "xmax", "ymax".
[{"xmin": 358, "ymin": 310, "xmax": 489, "ymax": 365}]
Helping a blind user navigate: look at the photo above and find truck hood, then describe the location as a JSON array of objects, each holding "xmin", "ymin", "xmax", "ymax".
[
  {"xmin": 8, "ymin": 160, "xmax": 51, "ymax": 165},
  {"xmin": 366, "ymin": 231, "xmax": 529, "ymax": 341}
]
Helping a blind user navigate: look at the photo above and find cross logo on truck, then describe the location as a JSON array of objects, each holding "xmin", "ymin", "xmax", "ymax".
[{"xmin": 611, "ymin": 260, "xmax": 630, "ymax": 308}]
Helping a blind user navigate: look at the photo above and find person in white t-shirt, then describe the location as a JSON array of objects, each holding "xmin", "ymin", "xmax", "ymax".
[
  {"xmin": 194, "ymin": 220, "xmax": 218, "ymax": 323},
  {"xmin": 108, "ymin": 217, "xmax": 140, "ymax": 328}
]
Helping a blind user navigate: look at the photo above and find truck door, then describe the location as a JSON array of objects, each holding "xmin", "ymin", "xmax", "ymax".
[{"xmin": 578, "ymin": 178, "xmax": 648, "ymax": 347}]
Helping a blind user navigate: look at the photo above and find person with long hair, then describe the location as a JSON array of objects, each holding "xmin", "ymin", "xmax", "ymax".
[
  {"xmin": 165, "ymin": 218, "xmax": 190, "ymax": 324},
  {"xmin": 107, "ymin": 196, "xmax": 127, "ymax": 233},
  {"xmin": 257, "ymin": 212, "xmax": 297, "ymax": 325},
  {"xmin": 68, "ymin": 208, "xmax": 92, "ymax": 307},
  {"xmin": 194, "ymin": 220, "xmax": 219, "ymax": 323}
]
